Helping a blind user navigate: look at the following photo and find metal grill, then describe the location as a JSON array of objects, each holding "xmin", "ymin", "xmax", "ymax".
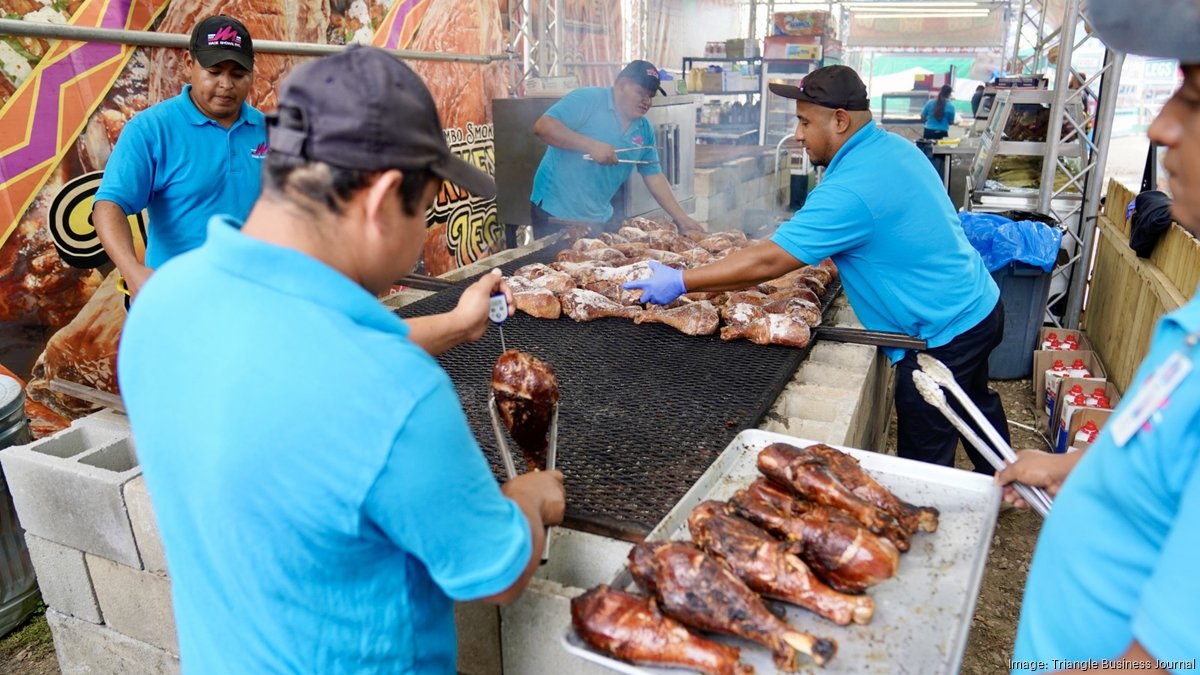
[{"xmin": 397, "ymin": 247, "xmax": 840, "ymax": 541}]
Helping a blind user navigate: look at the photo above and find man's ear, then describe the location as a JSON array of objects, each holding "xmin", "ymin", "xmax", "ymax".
[
  {"xmin": 833, "ymin": 109, "xmax": 853, "ymax": 134},
  {"xmin": 364, "ymin": 170, "xmax": 403, "ymax": 229}
]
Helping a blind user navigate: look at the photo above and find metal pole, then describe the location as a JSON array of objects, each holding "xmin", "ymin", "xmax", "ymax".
[
  {"xmin": 749, "ymin": 0, "xmax": 757, "ymax": 45},
  {"xmin": 1037, "ymin": 0, "xmax": 1079, "ymax": 215},
  {"xmin": 1009, "ymin": 0, "xmax": 1028, "ymax": 73},
  {"xmin": 1064, "ymin": 48, "xmax": 1125, "ymax": 327},
  {"xmin": 0, "ymin": 18, "xmax": 508, "ymax": 63}
]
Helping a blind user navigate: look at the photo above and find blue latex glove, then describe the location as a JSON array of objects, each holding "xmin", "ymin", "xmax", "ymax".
[{"xmin": 622, "ymin": 260, "xmax": 686, "ymax": 305}]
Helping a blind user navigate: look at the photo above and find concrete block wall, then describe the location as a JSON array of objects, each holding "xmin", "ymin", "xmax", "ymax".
[
  {"xmin": 693, "ymin": 153, "xmax": 788, "ymax": 233},
  {"xmin": 0, "ymin": 411, "xmax": 181, "ymax": 673}
]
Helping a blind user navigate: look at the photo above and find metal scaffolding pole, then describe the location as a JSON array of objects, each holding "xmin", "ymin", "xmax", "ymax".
[{"xmin": 0, "ymin": 18, "xmax": 508, "ymax": 64}]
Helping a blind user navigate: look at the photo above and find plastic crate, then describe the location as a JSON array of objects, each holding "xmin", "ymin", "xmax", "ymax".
[{"xmin": 988, "ymin": 263, "xmax": 1052, "ymax": 379}]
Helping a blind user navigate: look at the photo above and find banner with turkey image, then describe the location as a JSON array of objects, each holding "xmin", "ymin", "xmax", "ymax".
[
  {"xmin": 0, "ymin": 0, "xmax": 509, "ymax": 437},
  {"xmin": 560, "ymin": 0, "xmax": 623, "ymax": 87}
]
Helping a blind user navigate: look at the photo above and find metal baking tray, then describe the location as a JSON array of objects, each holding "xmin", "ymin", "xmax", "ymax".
[{"xmin": 562, "ymin": 428, "xmax": 1001, "ymax": 675}]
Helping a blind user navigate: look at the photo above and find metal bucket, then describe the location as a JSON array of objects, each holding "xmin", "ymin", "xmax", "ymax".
[{"xmin": 0, "ymin": 375, "xmax": 39, "ymax": 636}]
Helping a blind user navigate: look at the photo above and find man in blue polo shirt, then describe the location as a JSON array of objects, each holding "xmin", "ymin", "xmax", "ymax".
[
  {"xmin": 94, "ymin": 15, "xmax": 266, "ymax": 304},
  {"xmin": 997, "ymin": 2, "xmax": 1200, "ymax": 672},
  {"xmin": 627, "ymin": 65, "xmax": 1008, "ymax": 472},
  {"xmin": 118, "ymin": 47, "xmax": 565, "ymax": 672},
  {"xmin": 529, "ymin": 60, "xmax": 702, "ymax": 235}
]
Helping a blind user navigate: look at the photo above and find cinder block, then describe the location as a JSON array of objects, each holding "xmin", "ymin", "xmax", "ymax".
[
  {"xmin": 123, "ymin": 477, "xmax": 166, "ymax": 575},
  {"xmin": 47, "ymin": 608, "xmax": 179, "ymax": 675},
  {"xmin": 733, "ymin": 156, "xmax": 758, "ymax": 181},
  {"xmin": 691, "ymin": 196, "xmax": 709, "ymax": 222},
  {"xmin": 809, "ymin": 341, "xmax": 876, "ymax": 370},
  {"xmin": 86, "ymin": 554, "xmax": 177, "ymax": 655},
  {"xmin": 25, "ymin": 534, "xmax": 102, "ymax": 623},
  {"xmin": 693, "ymin": 168, "xmax": 715, "ymax": 197},
  {"xmin": 501, "ymin": 581, "xmax": 614, "ymax": 675},
  {"xmin": 788, "ymin": 419, "xmax": 839, "ymax": 444},
  {"xmin": 1, "ymin": 419, "xmax": 143, "ymax": 568},
  {"xmin": 712, "ymin": 167, "xmax": 739, "ymax": 195},
  {"xmin": 456, "ymin": 602, "xmax": 501, "ymax": 675},
  {"xmin": 797, "ymin": 360, "xmax": 863, "ymax": 389}
]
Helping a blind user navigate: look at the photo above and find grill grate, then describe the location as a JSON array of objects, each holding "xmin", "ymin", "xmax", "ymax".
[{"xmin": 397, "ymin": 247, "xmax": 841, "ymax": 541}]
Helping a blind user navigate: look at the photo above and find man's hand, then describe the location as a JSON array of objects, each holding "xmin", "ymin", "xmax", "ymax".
[
  {"xmin": 622, "ymin": 260, "xmax": 686, "ymax": 305},
  {"xmin": 452, "ymin": 269, "xmax": 514, "ymax": 343},
  {"xmin": 674, "ymin": 214, "xmax": 705, "ymax": 234},
  {"xmin": 995, "ymin": 449, "xmax": 1082, "ymax": 508},
  {"xmin": 122, "ymin": 264, "xmax": 154, "ymax": 301},
  {"xmin": 502, "ymin": 470, "xmax": 566, "ymax": 526},
  {"xmin": 587, "ymin": 141, "xmax": 619, "ymax": 166}
]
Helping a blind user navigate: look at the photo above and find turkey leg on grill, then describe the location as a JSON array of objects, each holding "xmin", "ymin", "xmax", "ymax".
[
  {"xmin": 634, "ymin": 301, "xmax": 720, "ymax": 336},
  {"xmin": 758, "ymin": 444, "xmax": 911, "ymax": 550},
  {"xmin": 688, "ymin": 501, "xmax": 875, "ymax": 626},
  {"xmin": 560, "ymin": 289, "xmax": 645, "ymax": 322},
  {"xmin": 729, "ymin": 479, "xmax": 900, "ymax": 594},
  {"xmin": 491, "ymin": 350, "xmax": 560, "ymax": 471},
  {"xmin": 800, "ymin": 443, "xmax": 939, "ymax": 533},
  {"xmin": 571, "ymin": 585, "xmax": 752, "ymax": 675},
  {"xmin": 629, "ymin": 541, "xmax": 837, "ymax": 670}
]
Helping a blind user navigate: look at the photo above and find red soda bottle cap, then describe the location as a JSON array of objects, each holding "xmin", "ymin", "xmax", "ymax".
[
  {"xmin": 1093, "ymin": 387, "xmax": 1106, "ymax": 396},
  {"xmin": 1082, "ymin": 421, "xmax": 1098, "ymax": 430},
  {"xmin": 1048, "ymin": 332, "xmax": 1058, "ymax": 339},
  {"xmin": 1072, "ymin": 358, "xmax": 1086, "ymax": 368},
  {"xmin": 1096, "ymin": 396, "xmax": 1110, "ymax": 408},
  {"xmin": 1069, "ymin": 385, "xmax": 1084, "ymax": 394},
  {"xmin": 1072, "ymin": 393, "xmax": 1086, "ymax": 404},
  {"xmin": 1053, "ymin": 359, "xmax": 1065, "ymax": 368}
]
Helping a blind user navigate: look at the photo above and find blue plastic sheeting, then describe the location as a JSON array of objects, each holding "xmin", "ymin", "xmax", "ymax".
[{"xmin": 960, "ymin": 212, "xmax": 1063, "ymax": 272}]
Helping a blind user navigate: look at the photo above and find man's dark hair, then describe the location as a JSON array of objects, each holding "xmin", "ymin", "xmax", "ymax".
[{"xmin": 264, "ymin": 152, "xmax": 436, "ymax": 217}]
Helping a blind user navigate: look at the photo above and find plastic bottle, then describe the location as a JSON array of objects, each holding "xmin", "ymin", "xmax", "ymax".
[
  {"xmin": 1074, "ymin": 420, "xmax": 1100, "ymax": 445},
  {"xmin": 1085, "ymin": 387, "xmax": 1107, "ymax": 406},
  {"xmin": 1094, "ymin": 395, "xmax": 1111, "ymax": 409},
  {"xmin": 1045, "ymin": 360, "xmax": 1070, "ymax": 419},
  {"xmin": 1068, "ymin": 358, "xmax": 1092, "ymax": 378},
  {"xmin": 1042, "ymin": 332, "xmax": 1060, "ymax": 350}
]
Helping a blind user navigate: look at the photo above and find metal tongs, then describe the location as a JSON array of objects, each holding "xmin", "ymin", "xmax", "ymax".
[
  {"xmin": 582, "ymin": 146, "xmax": 652, "ymax": 165},
  {"xmin": 488, "ymin": 395, "xmax": 560, "ymax": 563},
  {"xmin": 912, "ymin": 354, "xmax": 1054, "ymax": 517}
]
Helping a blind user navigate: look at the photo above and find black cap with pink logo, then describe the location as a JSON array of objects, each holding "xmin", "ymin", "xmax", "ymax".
[{"xmin": 189, "ymin": 15, "xmax": 254, "ymax": 71}]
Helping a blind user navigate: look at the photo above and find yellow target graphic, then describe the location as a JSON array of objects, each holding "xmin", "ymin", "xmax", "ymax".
[{"xmin": 48, "ymin": 171, "xmax": 147, "ymax": 268}]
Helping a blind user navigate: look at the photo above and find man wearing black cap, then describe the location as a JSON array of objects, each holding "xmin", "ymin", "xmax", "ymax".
[
  {"xmin": 117, "ymin": 46, "xmax": 565, "ymax": 671},
  {"xmin": 627, "ymin": 64, "xmax": 1009, "ymax": 474},
  {"xmin": 94, "ymin": 15, "xmax": 265, "ymax": 305},
  {"xmin": 997, "ymin": 2, "xmax": 1200, "ymax": 673},
  {"xmin": 529, "ymin": 59, "xmax": 702, "ymax": 235}
]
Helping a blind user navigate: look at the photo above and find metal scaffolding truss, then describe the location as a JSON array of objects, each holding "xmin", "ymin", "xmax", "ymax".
[
  {"xmin": 507, "ymin": 0, "xmax": 564, "ymax": 92},
  {"xmin": 1007, "ymin": 0, "xmax": 1124, "ymax": 329}
]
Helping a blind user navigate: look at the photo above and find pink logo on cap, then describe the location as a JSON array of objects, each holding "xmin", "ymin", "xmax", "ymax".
[
  {"xmin": 646, "ymin": 68, "xmax": 657, "ymax": 76},
  {"xmin": 207, "ymin": 25, "xmax": 242, "ymax": 48}
]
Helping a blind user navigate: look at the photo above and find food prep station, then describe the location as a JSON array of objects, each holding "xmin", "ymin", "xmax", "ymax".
[{"xmin": 384, "ymin": 234, "xmax": 999, "ymax": 675}]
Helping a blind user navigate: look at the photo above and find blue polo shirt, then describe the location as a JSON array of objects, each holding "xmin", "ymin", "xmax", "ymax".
[
  {"xmin": 1012, "ymin": 293, "xmax": 1200, "ymax": 673},
  {"xmin": 771, "ymin": 120, "xmax": 998, "ymax": 363},
  {"xmin": 118, "ymin": 217, "xmax": 532, "ymax": 673},
  {"xmin": 530, "ymin": 86, "xmax": 661, "ymax": 222},
  {"xmin": 95, "ymin": 85, "xmax": 266, "ymax": 269},
  {"xmin": 921, "ymin": 99, "xmax": 956, "ymax": 132}
]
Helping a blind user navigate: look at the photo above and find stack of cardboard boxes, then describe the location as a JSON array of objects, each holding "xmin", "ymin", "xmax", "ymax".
[{"xmin": 1032, "ymin": 328, "xmax": 1120, "ymax": 454}]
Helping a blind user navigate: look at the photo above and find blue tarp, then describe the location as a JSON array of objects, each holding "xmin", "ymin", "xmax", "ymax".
[{"xmin": 960, "ymin": 212, "xmax": 1063, "ymax": 272}]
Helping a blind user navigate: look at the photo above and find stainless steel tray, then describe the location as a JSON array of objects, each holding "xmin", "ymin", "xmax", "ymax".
[{"xmin": 562, "ymin": 428, "xmax": 1001, "ymax": 675}]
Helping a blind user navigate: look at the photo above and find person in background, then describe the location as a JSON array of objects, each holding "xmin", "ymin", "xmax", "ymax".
[
  {"xmin": 998, "ymin": 1, "xmax": 1200, "ymax": 672},
  {"xmin": 921, "ymin": 84, "xmax": 956, "ymax": 140},
  {"xmin": 93, "ymin": 15, "xmax": 265, "ymax": 305},
  {"xmin": 625, "ymin": 65, "xmax": 1009, "ymax": 474},
  {"xmin": 529, "ymin": 60, "xmax": 703, "ymax": 237},
  {"xmin": 118, "ymin": 46, "xmax": 565, "ymax": 672},
  {"xmin": 971, "ymin": 84, "xmax": 985, "ymax": 117}
]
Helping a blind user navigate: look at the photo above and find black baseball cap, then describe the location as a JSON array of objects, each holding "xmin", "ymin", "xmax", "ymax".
[
  {"xmin": 189, "ymin": 15, "xmax": 254, "ymax": 71},
  {"xmin": 266, "ymin": 46, "xmax": 496, "ymax": 199},
  {"xmin": 1088, "ymin": 0, "xmax": 1200, "ymax": 62},
  {"xmin": 769, "ymin": 65, "xmax": 870, "ymax": 111},
  {"xmin": 617, "ymin": 60, "xmax": 667, "ymax": 96}
]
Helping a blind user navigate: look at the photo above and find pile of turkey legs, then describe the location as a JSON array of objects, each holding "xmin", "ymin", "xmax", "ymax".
[
  {"xmin": 506, "ymin": 217, "xmax": 837, "ymax": 348},
  {"xmin": 572, "ymin": 442, "xmax": 940, "ymax": 673}
]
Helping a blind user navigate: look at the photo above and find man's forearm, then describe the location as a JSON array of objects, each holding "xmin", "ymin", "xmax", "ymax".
[
  {"xmin": 642, "ymin": 173, "xmax": 691, "ymax": 223},
  {"xmin": 682, "ymin": 241, "xmax": 802, "ymax": 293},
  {"xmin": 533, "ymin": 116, "xmax": 597, "ymax": 154},
  {"xmin": 92, "ymin": 200, "xmax": 143, "ymax": 275},
  {"xmin": 405, "ymin": 313, "xmax": 468, "ymax": 357}
]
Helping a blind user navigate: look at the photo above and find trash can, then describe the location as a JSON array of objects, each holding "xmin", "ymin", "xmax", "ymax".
[
  {"xmin": 988, "ymin": 263, "xmax": 1053, "ymax": 379},
  {"xmin": 0, "ymin": 375, "xmax": 39, "ymax": 636}
]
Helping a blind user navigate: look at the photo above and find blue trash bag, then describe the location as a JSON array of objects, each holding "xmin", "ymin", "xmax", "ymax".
[{"xmin": 959, "ymin": 212, "xmax": 1062, "ymax": 272}]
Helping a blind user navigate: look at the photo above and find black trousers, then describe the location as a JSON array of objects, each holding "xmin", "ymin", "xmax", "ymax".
[
  {"xmin": 529, "ymin": 201, "xmax": 616, "ymax": 240},
  {"xmin": 894, "ymin": 300, "xmax": 1009, "ymax": 474}
]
